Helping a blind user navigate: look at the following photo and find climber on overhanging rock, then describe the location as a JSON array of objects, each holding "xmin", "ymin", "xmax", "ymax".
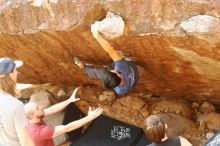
[{"xmin": 74, "ymin": 20, "xmax": 139, "ymax": 95}]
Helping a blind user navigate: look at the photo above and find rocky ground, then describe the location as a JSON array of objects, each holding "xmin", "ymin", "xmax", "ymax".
[{"xmin": 18, "ymin": 83, "xmax": 220, "ymax": 146}]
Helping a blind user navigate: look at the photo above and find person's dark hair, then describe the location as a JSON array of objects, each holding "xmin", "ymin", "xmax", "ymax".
[
  {"xmin": 102, "ymin": 71, "xmax": 121, "ymax": 89},
  {"xmin": 144, "ymin": 115, "xmax": 166, "ymax": 143}
]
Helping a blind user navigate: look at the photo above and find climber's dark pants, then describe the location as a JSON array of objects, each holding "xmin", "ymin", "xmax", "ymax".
[{"xmin": 83, "ymin": 65, "xmax": 110, "ymax": 81}]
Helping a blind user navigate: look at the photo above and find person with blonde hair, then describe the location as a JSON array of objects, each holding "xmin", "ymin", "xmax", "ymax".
[
  {"xmin": 0, "ymin": 57, "xmax": 34, "ymax": 146},
  {"xmin": 144, "ymin": 115, "xmax": 192, "ymax": 146},
  {"xmin": 24, "ymin": 87, "xmax": 103, "ymax": 146}
]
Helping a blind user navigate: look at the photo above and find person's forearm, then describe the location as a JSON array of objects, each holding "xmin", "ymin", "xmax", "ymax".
[
  {"xmin": 53, "ymin": 115, "xmax": 93, "ymax": 138},
  {"xmin": 66, "ymin": 115, "xmax": 93, "ymax": 132},
  {"xmin": 44, "ymin": 100, "xmax": 70, "ymax": 116},
  {"xmin": 96, "ymin": 35, "xmax": 115, "ymax": 53},
  {"xmin": 95, "ymin": 35, "xmax": 122, "ymax": 61}
]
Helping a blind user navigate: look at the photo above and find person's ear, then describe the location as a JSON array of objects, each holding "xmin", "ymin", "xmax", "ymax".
[{"xmin": 165, "ymin": 124, "xmax": 168, "ymax": 129}]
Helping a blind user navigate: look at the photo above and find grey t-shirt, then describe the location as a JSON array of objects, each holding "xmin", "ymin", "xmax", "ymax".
[{"xmin": 0, "ymin": 90, "xmax": 28, "ymax": 146}]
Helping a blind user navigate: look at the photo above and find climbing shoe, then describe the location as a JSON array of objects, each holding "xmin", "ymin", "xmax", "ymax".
[{"xmin": 74, "ymin": 57, "xmax": 83, "ymax": 68}]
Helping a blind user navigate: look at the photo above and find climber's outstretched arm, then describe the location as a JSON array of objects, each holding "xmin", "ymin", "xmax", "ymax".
[
  {"xmin": 96, "ymin": 35, "xmax": 122, "ymax": 61},
  {"xmin": 91, "ymin": 23, "xmax": 122, "ymax": 61}
]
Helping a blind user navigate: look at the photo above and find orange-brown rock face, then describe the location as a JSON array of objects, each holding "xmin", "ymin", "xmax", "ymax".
[{"xmin": 0, "ymin": 0, "xmax": 220, "ymax": 104}]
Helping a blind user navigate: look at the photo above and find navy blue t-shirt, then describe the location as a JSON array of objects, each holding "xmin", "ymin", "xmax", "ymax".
[{"xmin": 114, "ymin": 58, "xmax": 138, "ymax": 95}]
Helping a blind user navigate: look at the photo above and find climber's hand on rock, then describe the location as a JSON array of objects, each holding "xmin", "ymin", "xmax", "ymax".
[{"xmin": 91, "ymin": 21, "xmax": 100, "ymax": 39}]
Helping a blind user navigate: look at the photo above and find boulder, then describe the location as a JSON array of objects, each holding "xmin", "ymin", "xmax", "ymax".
[
  {"xmin": 199, "ymin": 101, "xmax": 215, "ymax": 114},
  {"xmin": 116, "ymin": 96, "xmax": 146, "ymax": 110},
  {"xmin": 0, "ymin": 0, "xmax": 220, "ymax": 105},
  {"xmin": 152, "ymin": 100, "xmax": 192, "ymax": 119},
  {"xmin": 197, "ymin": 112, "xmax": 220, "ymax": 131}
]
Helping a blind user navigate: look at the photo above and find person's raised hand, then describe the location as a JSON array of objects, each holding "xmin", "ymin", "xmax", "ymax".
[
  {"xmin": 91, "ymin": 21, "xmax": 100, "ymax": 39},
  {"xmin": 68, "ymin": 87, "xmax": 80, "ymax": 103},
  {"xmin": 87, "ymin": 107, "xmax": 103, "ymax": 119}
]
